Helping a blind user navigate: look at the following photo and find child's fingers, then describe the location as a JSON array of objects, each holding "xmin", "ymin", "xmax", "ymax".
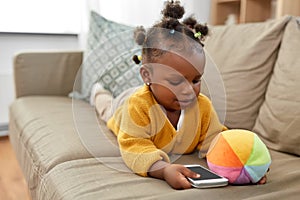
[
  {"xmin": 179, "ymin": 173, "xmax": 193, "ymax": 189},
  {"xmin": 182, "ymin": 166, "xmax": 200, "ymax": 179}
]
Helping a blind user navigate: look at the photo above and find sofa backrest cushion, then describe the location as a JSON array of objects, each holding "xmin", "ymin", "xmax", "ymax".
[
  {"xmin": 253, "ymin": 17, "xmax": 300, "ymax": 156},
  {"xmin": 204, "ymin": 16, "xmax": 291, "ymax": 130}
]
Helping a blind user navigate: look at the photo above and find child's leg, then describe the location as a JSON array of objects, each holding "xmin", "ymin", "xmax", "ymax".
[
  {"xmin": 91, "ymin": 83, "xmax": 139, "ymax": 122},
  {"xmin": 90, "ymin": 83, "xmax": 114, "ymax": 122},
  {"xmin": 112, "ymin": 86, "xmax": 139, "ymax": 111},
  {"xmin": 94, "ymin": 89, "xmax": 114, "ymax": 122}
]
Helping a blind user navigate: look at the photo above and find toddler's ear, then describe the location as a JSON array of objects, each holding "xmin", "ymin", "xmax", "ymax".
[{"xmin": 140, "ymin": 65, "xmax": 151, "ymax": 84}]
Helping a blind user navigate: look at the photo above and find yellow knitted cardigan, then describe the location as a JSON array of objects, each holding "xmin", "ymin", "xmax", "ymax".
[{"xmin": 107, "ymin": 85, "xmax": 227, "ymax": 176}]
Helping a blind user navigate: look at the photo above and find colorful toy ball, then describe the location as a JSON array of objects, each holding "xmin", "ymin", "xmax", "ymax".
[{"xmin": 206, "ymin": 129, "xmax": 271, "ymax": 184}]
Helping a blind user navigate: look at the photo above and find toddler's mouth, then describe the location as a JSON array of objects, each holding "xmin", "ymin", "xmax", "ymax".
[{"xmin": 177, "ymin": 98, "xmax": 195, "ymax": 107}]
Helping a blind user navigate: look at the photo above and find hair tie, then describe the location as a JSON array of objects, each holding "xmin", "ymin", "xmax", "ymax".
[
  {"xmin": 169, "ymin": 29, "xmax": 175, "ymax": 34},
  {"xmin": 194, "ymin": 32, "xmax": 202, "ymax": 39},
  {"xmin": 138, "ymin": 55, "xmax": 142, "ymax": 61}
]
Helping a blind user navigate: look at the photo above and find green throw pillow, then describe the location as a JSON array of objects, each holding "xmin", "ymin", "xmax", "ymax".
[{"xmin": 74, "ymin": 11, "xmax": 143, "ymax": 100}]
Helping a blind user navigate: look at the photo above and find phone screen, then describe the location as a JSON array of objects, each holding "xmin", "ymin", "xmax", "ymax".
[{"xmin": 187, "ymin": 166, "xmax": 222, "ymax": 180}]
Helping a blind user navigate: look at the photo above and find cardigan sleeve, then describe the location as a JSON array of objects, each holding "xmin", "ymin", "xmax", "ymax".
[
  {"xmin": 107, "ymin": 92, "xmax": 170, "ymax": 176},
  {"xmin": 117, "ymin": 131, "xmax": 170, "ymax": 177}
]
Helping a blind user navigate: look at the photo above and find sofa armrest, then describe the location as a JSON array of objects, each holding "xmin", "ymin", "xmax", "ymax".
[{"xmin": 13, "ymin": 51, "xmax": 83, "ymax": 98}]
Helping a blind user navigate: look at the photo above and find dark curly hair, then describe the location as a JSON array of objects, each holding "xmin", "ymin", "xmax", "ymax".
[{"xmin": 133, "ymin": 0, "xmax": 209, "ymax": 64}]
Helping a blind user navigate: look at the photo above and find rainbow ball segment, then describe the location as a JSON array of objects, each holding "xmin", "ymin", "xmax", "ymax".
[{"xmin": 207, "ymin": 129, "xmax": 271, "ymax": 184}]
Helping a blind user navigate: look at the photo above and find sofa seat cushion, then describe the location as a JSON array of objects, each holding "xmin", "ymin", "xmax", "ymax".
[
  {"xmin": 9, "ymin": 96, "xmax": 120, "ymax": 197},
  {"xmin": 37, "ymin": 150, "xmax": 300, "ymax": 200}
]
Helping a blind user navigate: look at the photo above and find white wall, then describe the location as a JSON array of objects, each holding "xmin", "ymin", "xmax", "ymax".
[
  {"xmin": 0, "ymin": 33, "xmax": 79, "ymax": 125},
  {"xmin": 0, "ymin": 73, "xmax": 14, "ymax": 124},
  {"xmin": 97, "ymin": 0, "xmax": 211, "ymax": 27}
]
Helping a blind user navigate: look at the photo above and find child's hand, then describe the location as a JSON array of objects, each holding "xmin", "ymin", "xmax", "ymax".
[
  {"xmin": 257, "ymin": 175, "xmax": 267, "ymax": 184},
  {"xmin": 257, "ymin": 168, "xmax": 269, "ymax": 184},
  {"xmin": 162, "ymin": 164, "xmax": 200, "ymax": 189}
]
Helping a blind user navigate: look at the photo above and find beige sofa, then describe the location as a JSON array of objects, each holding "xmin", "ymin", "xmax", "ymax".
[{"xmin": 9, "ymin": 16, "xmax": 300, "ymax": 199}]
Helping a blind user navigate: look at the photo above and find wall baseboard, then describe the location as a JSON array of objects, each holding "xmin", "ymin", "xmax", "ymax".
[{"xmin": 0, "ymin": 123, "xmax": 8, "ymax": 136}]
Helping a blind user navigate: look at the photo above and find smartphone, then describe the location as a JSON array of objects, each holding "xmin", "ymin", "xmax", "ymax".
[{"xmin": 185, "ymin": 164, "xmax": 228, "ymax": 188}]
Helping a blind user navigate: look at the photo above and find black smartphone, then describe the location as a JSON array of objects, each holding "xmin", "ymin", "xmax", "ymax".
[{"xmin": 185, "ymin": 164, "xmax": 228, "ymax": 188}]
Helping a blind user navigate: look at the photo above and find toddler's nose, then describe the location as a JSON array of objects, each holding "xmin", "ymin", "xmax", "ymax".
[{"xmin": 181, "ymin": 82, "xmax": 194, "ymax": 95}]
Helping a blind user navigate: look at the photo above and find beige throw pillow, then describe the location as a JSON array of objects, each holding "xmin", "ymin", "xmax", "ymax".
[
  {"xmin": 204, "ymin": 16, "xmax": 291, "ymax": 130},
  {"xmin": 253, "ymin": 17, "xmax": 300, "ymax": 156}
]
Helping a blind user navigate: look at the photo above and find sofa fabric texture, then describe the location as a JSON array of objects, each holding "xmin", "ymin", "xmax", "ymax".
[
  {"xmin": 253, "ymin": 18, "xmax": 300, "ymax": 156},
  {"xmin": 37, "ymin": 151, "xmax": 300, "ymax": 200},
  {"xmin": 9, "ymin": 16, "xmax": 300, "ymax": 199},
  {"xmin": 204, "ymin": 16, "xmax": 291, "ymax": 130},
  {"xmin": 14, "ymin": 51, "xmax": 82, "ymax": 98}
]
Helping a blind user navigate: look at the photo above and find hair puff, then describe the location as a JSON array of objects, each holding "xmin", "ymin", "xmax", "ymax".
[
  {"xmin": 195, "ymin": 23, "xmax": 209, "ymax": 37},
  {"xmin": 162, "ymin": 0, "xmax": 185, "ymax": 19},
  {"xmin": 183, "ymin": 16, "xmax": 197, "ymax": 29},
  {"xmin": 134, "ymin": 26, "xmax": 146, "ymax": 45},
  {"xmin": 132, "ymin": 55, "xmax": 141, "ymax": 64},
  {"xmin": 158, "ymin": 17, "xmax": 180, "ymax": 30}
]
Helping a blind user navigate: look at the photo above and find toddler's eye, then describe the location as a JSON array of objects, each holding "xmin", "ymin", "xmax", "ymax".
[
  {"xmin": 168, "ymin": 79, "xmax": 183, "ymax": 86},
  {"xmin": 193, "ymin": 78, "xmax": 202, "ymax": 84}
]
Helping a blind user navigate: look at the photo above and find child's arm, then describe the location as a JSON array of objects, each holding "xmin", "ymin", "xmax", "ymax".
[{"xmin": 148, "ymin": 160, "xmax": 200, "ymax": 189}]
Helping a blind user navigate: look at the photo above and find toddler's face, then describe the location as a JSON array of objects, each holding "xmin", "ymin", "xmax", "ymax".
[{"xmin": 148, "ymin": 51, "xmax": 205, "ymax": 111}]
